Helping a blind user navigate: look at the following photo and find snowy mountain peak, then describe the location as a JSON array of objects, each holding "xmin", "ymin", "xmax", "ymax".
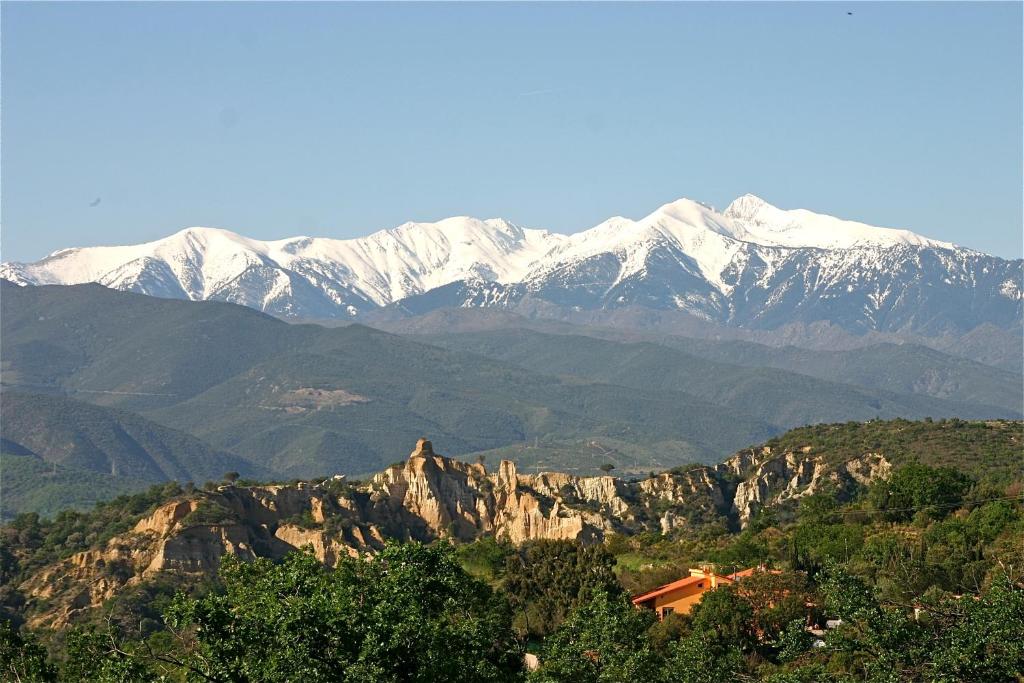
[
  {"xmin": 2, "ymin": 193, "xmax": 1009, "ymax": 334},
  {"xmin": 165, "ymin": 225, "xmax": 249, "ymax": 246},
  {"xmin": 723, "ymin": 193, "xmax": 774, "ymax": 220},
  {"xmin": 722, "ymin": 194, "xmax": 957, "ymax": 251},
  {"xmin": 649, "ymin": 197, "xmax": 719, "ymax": 223}
]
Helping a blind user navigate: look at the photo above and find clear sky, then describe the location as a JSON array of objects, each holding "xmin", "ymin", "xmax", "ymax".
[{"xmin": 2, "ymin": 1, "xmax": 1021, "ymax": 261}]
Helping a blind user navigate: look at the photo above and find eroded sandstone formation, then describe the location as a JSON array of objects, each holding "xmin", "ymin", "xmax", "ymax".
[{"xmin": 17, "ymin": 438, "xmax": 889, "ymax": 628}]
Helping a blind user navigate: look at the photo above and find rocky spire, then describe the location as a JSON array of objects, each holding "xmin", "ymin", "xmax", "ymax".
[{"xmin": 410, "ymin": 437, "xmax": 435, "ymax": 459}]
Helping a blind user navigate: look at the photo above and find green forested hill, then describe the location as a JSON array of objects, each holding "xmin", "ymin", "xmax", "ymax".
[
  {"xmin": 142, "ymin": 334, "xmax": 777, "ymax": 476},
  {"xmin": 0, "ymin": 455, "xmax": 147, "ymax": 520},
  {"xmin": 1, "ymin": 282, "xmax": 295, "ymax": 410},
  {"xmin": 0, "ymin": 391, "xmax": 271, "ymax": 518},
  {"xmin": 756, "ymin": 417, "xmax": 1023, "ymax": 482},
  {"xmin": 416, "ymin": 328, "xmax": 1021, "ymax": 426},
  {"xmin": 2, "ymin": 282, "xmax": 1020, "ymax": 513},
  {"xmin": 1, "ymin": 283, "xmax": 775, "ymax": 479},
  {"xmin": 652, "ymin": 337, "xmax": 1024, "ymax": 414}
]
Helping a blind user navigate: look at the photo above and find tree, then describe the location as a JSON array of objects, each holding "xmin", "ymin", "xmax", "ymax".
[
  {"xmin": 0, "ymin": 620, "xmax": 57, "ymax": 682},
  {"xmin": 818, "ymin": 561, "xmax": 880, "ymax": 620},
  {"xmin": 869, "ymin": 464, "xmax": 972, "ymax": 522},
  {"xmin": 164, "ymin": 542, "xmax": 523, "ymax": 682},
  {"xmin": 664, "ymin": 630, "xmax": 745, "ymax": 683},
  {"xmin": 818, "ymin": 562, "xmax": 927, "ymax": 681},
  {"xmin": 457, "ymin": 536, "xmax": 513, "ymax": 582},
  {"xmin": 598, "ymin": 464, "xmax": 615, "ymax": 474},
  {"xmin": 688, "ymin": 584, "xmax": 757, "ymax": 651},
  {"xmin": 504, "ymin": 539, "xmax": 622, "ymax": 637},
  {"xmin": 929, "ymin": 574, "xmax": 1024, "ymax": 682},
  {"xmin": 735, "ymin": 570, "xmax": 812, "ymax": 641},
  {"xmin": 530, "ymin": 590, "xmax": 662, "ymax": 683},
  {"xmin": 774, "ymin": 618, "xmax": 815, "ymax": 664},
  {"xmin": 222, "ymin": 471, "xmax": 240, "ymax": 484},
  {"xmin": 60, "ymin": 625, "xmax": 158, "ymax": 682}
]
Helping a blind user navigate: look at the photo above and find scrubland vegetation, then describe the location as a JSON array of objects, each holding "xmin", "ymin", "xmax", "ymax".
[{"xmin": 2, "ymin": 455, "xmax": 1021, "ymax": 682}]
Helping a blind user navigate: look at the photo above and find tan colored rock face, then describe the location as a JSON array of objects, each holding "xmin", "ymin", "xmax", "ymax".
[
  {"xmin": 133, "ymin": 499, "xmax": 199, "ymax": 535},
  {"xmin": 274, "ymin": 524, "xmax": 357, "ymax": 565},
  {"xmin": 16, "ymin": 439, "xmax": 894, "ymax": 628},
  {"xmin": 411, "ymin": 438, "xmax": 435, "ymax": 458},
  {"xmin": 728, "ymin": 450, "xmax": 892, "ymax": 525}
]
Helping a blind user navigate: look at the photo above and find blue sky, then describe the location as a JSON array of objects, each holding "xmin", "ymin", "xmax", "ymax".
[{"xmin": 2, "ymin": 2, "xmax": 1021, "ymax": 261}]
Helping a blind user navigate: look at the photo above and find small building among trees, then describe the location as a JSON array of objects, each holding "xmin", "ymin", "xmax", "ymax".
[{"xmin": 631, "ymin": 565, "xmax": 777, "ymax": 618}]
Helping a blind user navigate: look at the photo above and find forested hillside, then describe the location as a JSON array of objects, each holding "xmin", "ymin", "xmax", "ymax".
[
  {"xmin": 416, "ymin": 328, "xmax": 1021, "ymax": 425},
  {"xmin": 3, "ymin": 282, "xmax": 1019, "ymax": 509},
  {"xmin": 0, "ymin": 392, "xmax": 269, "ymax": 518},
  {"xmin": 1, "ymin": 281, "xmax": 776, "ymax": 484},
  {"xmin": 1, "ymin": 419, "xmax": 1021, "ymax": 681}
]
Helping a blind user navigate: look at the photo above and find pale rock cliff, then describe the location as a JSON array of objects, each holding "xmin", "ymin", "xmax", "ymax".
[
  {"xmin": 727, "ymin": 449, "xmax": 891, "ymax": 523},
  {"xmin": 18, "ymin": 439, "xmax": 890, "ymax": 628}
]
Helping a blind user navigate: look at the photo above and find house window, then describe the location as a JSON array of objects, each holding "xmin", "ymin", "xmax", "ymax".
[
  {"xmin": 662, "ymin": 607, "xmax": 674, "ymax": 617},
  {"xmin": 697, "ymin": 582, "xmax": 703, "ymax": 588}
]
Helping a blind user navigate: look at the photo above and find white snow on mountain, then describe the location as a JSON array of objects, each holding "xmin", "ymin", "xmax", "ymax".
[
  {"xmin": 2, "ymin": 217, "xmax": 566, "ymax": 308},
  {"xmin": 722, "ymin": 194, "xmax": 955, "ymax": 250},
  {"xmin": 4, "ymin": 193, "xmax": 1015, "ymax": 334},
  {"xmin": 531, "ymin": 198, "xmax": 751, "ymax": 294}
]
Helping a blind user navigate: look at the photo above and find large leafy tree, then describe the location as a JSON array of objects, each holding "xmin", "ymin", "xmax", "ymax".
[
  {"xmin": 504, "ymin": 539, "xmax": 622, "ymax": 637},
  {"xmin": 869, "ymin": 463, "xmax": 972, "ymax": 522},
  {"xmin": 530, "ymin": 590, "xmax": 662, "ymax": 683},
  {"xmin": 59, "ymin": 625, "xmax": 159, "ymax": 682},
  {"xmin": 742, "ymin": 552, "xmax": 1024, "ymax": 682},
  {"xmin": 162, "ymin": 542, "xmax": 523, "ymax": 682},
  {"xmin": 687, "ymin": 584, "xmax": 757, "ymax": 650},
  {"xmin": 664, "ymin": 630, "xmax": 745, "ymax": 683},
  {"xmin": 928, "ymin": 574, "xmax": 1024, "ymax": 683},
  {"xmin": 735, "ymin": 570, "xmax": 812, "ymax": 642},
  {"xmin": 0, "ymin": 620, "xmax": 56, "ymax": 682}
]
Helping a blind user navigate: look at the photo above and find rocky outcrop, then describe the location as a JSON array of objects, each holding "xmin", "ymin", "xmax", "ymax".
[
  {"xmin": 726, "ymin": 449, "xmax": 891, "ymax": 524},
  {"xmin": 17, "ymin": 439, "xmax": 892, "ymax": 628},
  {"xmin": 365, "ymin": 440, "xmax": 623, "ymax": 544}
]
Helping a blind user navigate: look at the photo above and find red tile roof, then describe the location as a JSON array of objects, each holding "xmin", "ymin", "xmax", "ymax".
[
  {"xmin": 631, "ymin": 566, "xmax": 780, "ymax": 606},
  {"xmin": 631, "ymin": 574, "xmax": 709, "ymax": 605},
  {"xmin": 630, "ymin": 572, "xmax": 741, "ymax": 605}
]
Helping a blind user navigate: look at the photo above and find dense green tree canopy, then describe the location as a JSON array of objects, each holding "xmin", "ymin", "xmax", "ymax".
[
  {"xmin": 168, "ymin": 543, "xmax": 522, "ymax": 683},
  {"xmin": 504, "ymin": 539, "xmax": 622, "ymax": 637},
  {"xmin": 529, "ymin": 590, "xmax": 660, "ymax": 683},
  {"xmin": 869, "ymin": 463, "xmax": 973, "ymax": 522},
  {"xmin": 49, "ymin": 542, "xmax": 523, "ymax": 683},
  {"xmin": 0, "ymin": 620, "xmax": 56, "ymax": 682}
]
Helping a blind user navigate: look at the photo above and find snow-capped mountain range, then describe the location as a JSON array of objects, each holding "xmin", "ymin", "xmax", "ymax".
[{"xmin": 3, "ymin": 194, "xmax": 1020, "ymax": 334}]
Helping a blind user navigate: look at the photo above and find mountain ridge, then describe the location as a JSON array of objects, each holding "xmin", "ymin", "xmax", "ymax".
[
  {"xmin": 0, "ymin": 391, "xmax": 273, "ymax": 519},
  {"xmin": 5, "ymin": 194, "xmax": 1018, "ymax": 334}
]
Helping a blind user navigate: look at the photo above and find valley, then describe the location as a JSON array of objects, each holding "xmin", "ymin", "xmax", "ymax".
[{"xmin": 2, "ymin": 282, "xmax": 1021, "ymax": 519}]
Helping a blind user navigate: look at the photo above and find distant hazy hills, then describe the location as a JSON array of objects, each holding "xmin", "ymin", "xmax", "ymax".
[
  {"xmin": 367, "ymin": 304, "xmax": 1024, "ymax": 374},
  {"xmin": 0, "ymin": 391, "xmax": 271, "ymax": 518},
  {"xmin": 3, "ymin": 195, "xmax": 1020, "ymax": 338},
  {"xmin": 2, "ymin": 281, "xmax": 1021, "ymax": 520},
  {"xmin": 413, "ymin": 329, "xmax": 1024, "ymax": 418},
  {"xmin": 1, "ymin": 282, "xmax": 773, "ymax": 476}
]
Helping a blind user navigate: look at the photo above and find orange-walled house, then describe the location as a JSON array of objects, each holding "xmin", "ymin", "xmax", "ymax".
[{"xmin": 631, "ymin": 566, "xmax": 775, "ymax": 618}]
